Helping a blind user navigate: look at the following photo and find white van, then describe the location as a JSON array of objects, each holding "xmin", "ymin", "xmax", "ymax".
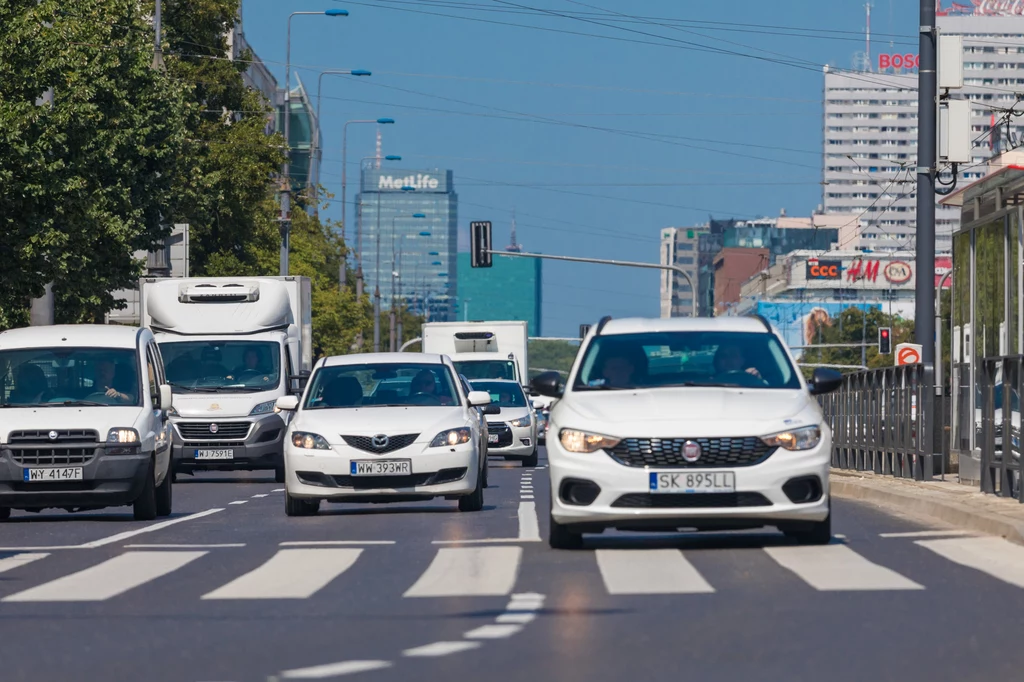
[{"xmin": 0, "ymin": 325, "xmax": 175, "ymax": 521}]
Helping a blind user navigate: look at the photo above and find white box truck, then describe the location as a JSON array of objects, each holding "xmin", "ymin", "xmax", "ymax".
[
  {"xmin": 422, "ymin": 321, "xmax": 529, "ymax": 387},
  {"xmin": 140, "ymin": 276, "xmax": 311, "ymax": 482}
]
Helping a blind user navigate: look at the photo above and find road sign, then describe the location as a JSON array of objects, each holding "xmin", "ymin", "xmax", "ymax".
[
  {"xmin": 878, "ymin": 327, "xmax": 892, "ymax": 355},
  {"xmin": 579, "ymin": 324, "xmax": 591, "ymax": 339},
  {"xmin": 470, "ymin": 221, "xmax": 492, "ymax": 268},
  {"xmin": 895, "ymin": 343, "xmax": 922, "ymax": 366}
]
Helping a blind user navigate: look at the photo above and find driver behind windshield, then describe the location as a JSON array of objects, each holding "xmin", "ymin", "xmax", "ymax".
[
  {"xmin": 590, "ymin": 344, "xmax": 648, "ymax": 389},
  {"xmin": 228, "ymin": 347, "xmax": 269, "ymax": 381},
  {"xmin": 713, "ymin": 343, "xmax": 764, "ymax": 383},
  {"xmin": 90, "ymin": 359, "xmax": 137, "ymax": 404},
  {"xmin": 408, "ymin": 369, "xmax": 452, "ymax": 405}
]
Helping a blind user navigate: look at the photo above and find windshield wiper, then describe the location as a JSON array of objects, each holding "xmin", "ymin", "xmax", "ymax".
[
  {"xmin": 575, "ymin": 384, "xmax": 628, "ymax": 391},
  {"xmin": 663, "ymin": 381, "xmax": 746, "ymax": 388},
  {"xmin": 54, "ymin": 400, "xmax": 111, "ymax": 407}
]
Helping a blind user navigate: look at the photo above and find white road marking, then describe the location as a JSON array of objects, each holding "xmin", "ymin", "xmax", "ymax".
[
  {"xmin": 252, "ymin": 494, "xmax": 269, "ymax": 498},
  {"xmin": 518, "ymin": 501, "xmax": 540, "ymax": 541},
  {"xmin": 0, "ymin": 546, "xmax": 80, "ymax": 551},
  {"xmin": 496, "ymin": 612, "xmax": 536, "ymax": 624},
  {"xmin": 404, "ymin": 547, "xmax": 521, "ymax": 597},
  {"xmin": 881, "ymin": 529, "xmax": 978, "ymax": 538},
  {"xmin": 596, "ymin": 549, "xmax": 715, "ymax": 595},
  {"xmin": 124, "ymin": 544, "xmax": 245, "ymax": 549},
  {"xmin": 202, "ymin": 549, "xmax": 362, "ymax": 600},
  {"xmin": 431, "ymin": 538, "xmax": 532, "ymax": 545},
  {"xmin": 279, "ymin": 660, "xmax": 392, "ymax": 679},
  {"xmin": 521, "ymin": 495, "xmax": 534, "ymax": 500},
  {"xmin": 0, "ymin": 553, "xmax": 49, "ymax": 575},
  {"xmin": 916, "ymin": 536, "xmax": 1024, "ymax": 588},
  {"xmin": 272, "ymin": 488, "xmax": 285, "ymax": 492},
  {"xmin": 279, "ymin": 541, "xmax": 395, "ymax": 546},
  {"xmin": 77, "ymin": 508, "xmax": 224, "ymax": 549},
  {"xmin": 229, "ymin": 501, "xmax": 247, "ymax": 505},
  {"xmin": 3, "ymin": 551, "xmax": 206, "ymax": 602},
  {"xmin": 402, "ymin": 642, "xmax": 481, "ymax": 657},
  {"xmin": 764, "ymin": 545, "xmax": 924, "ymax": 591},
  {"xmin": 464, "ymin": 624, "xmax": 523, "ymax": 639}
]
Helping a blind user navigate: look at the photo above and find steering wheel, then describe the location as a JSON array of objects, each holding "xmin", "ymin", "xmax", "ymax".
[
  {"xmin": 233, "ymin": 369, "xmax": 263, "ymax": 382},
  {"xmin": 409, "ymin": 392, "xmax": 442, "ymax": 406},
  {"xmin": 719, "ymin": 370, "xmax": 768, "ymax": 386},
  {"xmin": 84, "ymin": 392, "xmax": 116, "ymax": 403}
]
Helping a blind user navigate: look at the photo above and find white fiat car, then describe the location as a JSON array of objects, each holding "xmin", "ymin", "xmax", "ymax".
[
  {"xmin": 470, "ymin": 379, "xmax": 539, "ymax": 467},
  {"xmin": 275, "ymin": 353, "xmax": 493, "ymax": 516},
  {"xmin": 532, "ymin": 316, "xmax": 843, "ymax": 549}
]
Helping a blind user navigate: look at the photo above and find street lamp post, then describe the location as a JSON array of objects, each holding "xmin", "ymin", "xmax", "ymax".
[
  {"xmin": 312, "ymin": 70, "xmax": 372, "ymax": 219},
  {"xmin": 357, "ymin": 153, "xmax": 400, "ymax": 301},
  {"xmin": 281, "ymin": 8, "xmax": 348, "ymax": 277}
]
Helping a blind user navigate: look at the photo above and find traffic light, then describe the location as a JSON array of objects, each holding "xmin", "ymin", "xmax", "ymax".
[
  {"xmin": 579, "ymin": 324, "xmax": 591, "ymax": 339},
  {"xmin": 878, "ymin": 327, "xmax": 892, "ymax": 354},
  {"xmin": 470, "ymin": 221, "xmax": 492, "ymax": 268}
]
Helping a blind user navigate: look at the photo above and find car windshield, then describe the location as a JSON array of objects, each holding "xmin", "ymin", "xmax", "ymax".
[
  {"xmin": 453, "ymin": 359, "xmax": 517, "ymax": 381},
  {"xmin": 470, "ymin": 381, "xmax": 528, "ymax": 408},
  {"xmin": 304, "ymin": 362, "xmax": 460, "ymax": 409},
  {"xmin": 572, "ymin": 331, "xmax": 801, "ymax": 391},
  {"xmin": 160, "ymin": 340, "xmax": 281, "ymax": 393},
  {"xmin": 0, "ymin": 347, "xmax": 141, "ymax": 407}
]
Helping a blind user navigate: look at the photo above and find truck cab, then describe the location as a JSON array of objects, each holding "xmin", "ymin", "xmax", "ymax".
[
  {"xmin": 422, "ymin": 321, "xmax": 529, "ymax": 389},
  {"xmin": 0, "ymin": 325, "xmax": 175, "ymax": 520},
  {"xmin": 140, "ymin": 277, "xmax": 311, "ymax": 482}
]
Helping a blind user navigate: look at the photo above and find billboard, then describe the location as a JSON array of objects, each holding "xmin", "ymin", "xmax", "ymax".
[
  {"xmin": 938, "ymin": 1, "xmax": 1024, "ymax": 16},
  {"xmin": 757, "ymin": 301, "xmax": 883, "ymax": 357},
  {"xmin": 360, "ymin": 168, "xmax": 452, "ymax": 193}
]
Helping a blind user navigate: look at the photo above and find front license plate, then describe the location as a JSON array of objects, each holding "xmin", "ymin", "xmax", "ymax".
[
  {"xmin": 488, "ymin": 434, "xmax": 499, "ymax": 444},
  {"xmin": 650, "ymin": 471, "xmax": 735, "ymax": 493},
  {"xmin": 195, "ymin": 449, "xmax": 234, "ymax": 460},
  {"xmin": 351, "ymin": 459, "xmax": 412, "ymax": 476},
  {"xmin": 23, "ymin": 467, "xmax": 83, "ymax": 482}
]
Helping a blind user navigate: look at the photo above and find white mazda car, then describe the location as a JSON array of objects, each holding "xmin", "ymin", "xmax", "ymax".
[
  {"xmin": 275, "ymin": 353, "xmax": 493, "ymax": 516},
  {"xmin": 532, "ymin": 316, "xmax": 843, "ymax": 549},
  {"xmin": 470, "ymin": 379, "xmax": 539, "ymax": 467}
]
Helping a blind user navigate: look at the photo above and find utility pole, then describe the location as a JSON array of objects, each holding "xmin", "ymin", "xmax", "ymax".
[
  {"xmin": 30, "ymin": 1, "xmax": 55, "ymax": 327},
  {"xmin": 152, "ymin": 0, "xmax": 165, "ymax": 71},
  {"xmin": 914, "ymin": 0, "xmax": 937, "ymax": 363}
]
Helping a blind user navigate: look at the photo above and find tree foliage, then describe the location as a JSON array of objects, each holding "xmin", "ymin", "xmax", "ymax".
[
  {"xmin": 805, "ymin": 307, "xmax": 915, "ymax": 371},
  {"xmin": 528, "ymin": 340, "xmax": 581, "ymax": 378}
]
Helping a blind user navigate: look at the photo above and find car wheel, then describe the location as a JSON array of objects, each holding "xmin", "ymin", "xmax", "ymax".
[
  {"xmin": 133, "ymin": 457, "xmax": 158, "ymax": 521},
  {"xmin": 783, "ymin": 501, "xmax": 832, "ymax": 545},
  {"xmin": 275, "ymin": 466, "xmax": 286, "ymax": 484},
  {"xmin": 285, "ymin": 492, "xmax": 319, "ymax": 517},
  {"xmin": 0, "ymin": 507, "xmax": 10, "ymax": 521},
  {"xmin": 549, "ymin": 512, "xmax": 583, "ymax": 550},
  {"xmin": 458, "ymin": 468, "xmax": 485, "ymax": 512},
  {"xmin": 155, "ymin": 464, "xmax": 173, "ymax": 517},
  {"xmin": 522, "ymin": 448, "xmax": 539, "ymax": 468}
]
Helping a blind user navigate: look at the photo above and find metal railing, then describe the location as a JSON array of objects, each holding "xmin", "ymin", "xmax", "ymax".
[
  {"xmin": 979, "ymin": 355, "xmax": 1023, "ymax": 502},
  {"xmin": 820, "ymin": 363, "xmax": 939, "ymax": 481}
]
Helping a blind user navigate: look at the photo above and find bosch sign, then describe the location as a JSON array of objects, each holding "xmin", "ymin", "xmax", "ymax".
[
  {"xmin": 806, "ymin": 260, "xmax": 842, "ymax": 280},
  {"xmin": 879, "ymin": 54, "xmax": 920, "ymax": 70}
]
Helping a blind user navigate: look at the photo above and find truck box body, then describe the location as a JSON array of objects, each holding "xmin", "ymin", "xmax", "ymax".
[{"xmin": 422, "ymin": 321, "xmax": 529, "ymax": 387}]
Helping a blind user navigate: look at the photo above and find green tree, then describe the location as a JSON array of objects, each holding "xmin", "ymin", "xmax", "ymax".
[
  {"xmin": 0, "ymin": 0, "xmax": 189, "ymax": 325},
  {"xmin": 809, "ymin": 307, "xmax": 915, "ymax": 371},
  {"xmin": 528, "ymin": 340, "xmax": 581, "ymax": 379}
]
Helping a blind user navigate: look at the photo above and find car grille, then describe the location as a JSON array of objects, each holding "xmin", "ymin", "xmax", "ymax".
[
  {"xmin": 487, "ymin": 423, "xmax": 514, "ymax": 448},
  {"xmin": 10, "ymin": 447, "xmax": 99, "ymax": 466},
  {"xmin": 177, "ymin": 422, "xmax": 252, "ymax": 440},
  {"xmin": 9, "ymin": 429, "xmax": 99, "ymax": 444},
  {"xmin": 295, "ymin": 467, "xmax": 467, "ymax": 489},
  {"xmin": 341, "ymin": 434, "xmax": 419, "ymax": 454},
  {"xmin": 7, "ymin": 430, "xmax": 101, "ymax": 465},
  {"xmin": 611, "ymin": 492, "xmax": 773, "ymax": 508},
  {"xmin": 606, "ymin": 437, "xmax": 775, "ymax": 469}
]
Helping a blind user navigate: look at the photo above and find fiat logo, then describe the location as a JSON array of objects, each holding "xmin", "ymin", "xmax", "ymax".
[
  {"xmin": 682, "ymin": 440, "xmax": 702, "ymax": 462},
  {"xmin": 48, "ymin": 430, "xmax": 59, "ymax": 441},
  {"xmin": 209, "ymin": 423, "xmax": 219, "ymax": 434},
  {"xmin": 372, "ymin": 434, "xmax": 389, "ymax": 449}
]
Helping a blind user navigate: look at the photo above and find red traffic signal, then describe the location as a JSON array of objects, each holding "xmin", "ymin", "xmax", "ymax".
[{"xmin": 878, "ymin": 327, "xmax": 892, "ymax": 354}]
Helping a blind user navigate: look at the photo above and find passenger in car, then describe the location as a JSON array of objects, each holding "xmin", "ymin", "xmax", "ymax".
[{"xmin": 322, "ymin": 376, "xmax": 363, "ymax": 407}]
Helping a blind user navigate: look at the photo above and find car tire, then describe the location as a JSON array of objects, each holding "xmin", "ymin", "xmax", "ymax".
[
  {"xmin": 522, "ymin": 448, "xmax": 539, "ymax": 468},
  {"xmin": 275, "ymin": 466, "xmax": 286, "ymax": 484},
  {"xmin": 458, "ymin": 468, "xmax": 485, "ymax": 512},
  {"xmin": 133, "ymin": 457, "xmax": 159, "ymax": 521},
  {"xmin": 0, "ymin": 507, "xmax": 10, "ymax": 521},
  {"xmin": 155, "ymin": 464, "xmax": 173, "ymax": 518},
  {"xmin": 549, "ymin": 512, "xmax": 583, "ymax": 550},
  {"xmin": 285, "ymin": 492, "xmax": 319, "ymax": 517},
  {"xmin": 783, "ymin": 500, "xmax": 832, "ymax": 545}
]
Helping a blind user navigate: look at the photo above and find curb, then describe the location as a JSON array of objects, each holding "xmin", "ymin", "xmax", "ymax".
[{"xmin": 830, "ymin": 473, "xmax": 1024, "ymax": 546}]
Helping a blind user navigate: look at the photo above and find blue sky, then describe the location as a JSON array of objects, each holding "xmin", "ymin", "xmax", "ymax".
[{"xmin": 239, "ymin": 0, "xmax": 918, "ymax": 336}]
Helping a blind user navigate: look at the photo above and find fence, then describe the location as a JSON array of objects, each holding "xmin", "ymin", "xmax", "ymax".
[
  {"xmin": 820, "ymin": 363, "xmax": 940, "ymax": 482},
  {"xmin": 978, "ymin": 355, "xmax": 1023, "ymax": 502}
]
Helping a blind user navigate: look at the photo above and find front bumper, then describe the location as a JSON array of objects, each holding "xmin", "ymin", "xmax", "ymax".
[
  {"xmin": 0, "ymin": 446, "xmax": 150, "ymax": 511},
  {"xmin": 548, "ymin": 438, "xmax": 830, "ymax": 531},
  {"xmin": 486, "ymin": 422, "xmax": 534, "ymax": 457},
  {"xmin": 285, "ymin": 440, "xmax": 479, "ymax": 501},
  {"xmin": 172, "ymin": 413, "xmax": 286, "ymax": 472}
]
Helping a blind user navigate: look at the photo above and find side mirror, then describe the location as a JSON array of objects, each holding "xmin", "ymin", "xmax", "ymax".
[
  {"xmin": 288, "ymin": 372, "xmax": 310, "ymax": 395},
  {"xmin": 809, "ymin": 368, "xmax": 843, "ymax": 396},
  {"xmin": 531, "ymin": 371, "xmax": 564, "ymax": 398},
  {"xmin": 482, "ymin": 404, "xmax": 501, "ymax": 415},
  {"xmin": 276, "ymin": 395, "xmax": 300, "ymax": 411},
  {"xmin": 467, "ymin": 390, "xmax": 492, "ymax": 407},
  {"xmin": 158, "ymin": 384, "xmax": 173, "ymax": 412}
]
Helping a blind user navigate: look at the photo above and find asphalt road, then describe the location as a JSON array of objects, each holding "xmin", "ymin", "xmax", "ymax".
[{"xmin": 3, "ymin": 449, "xmax": 1024, "ymax": 682}]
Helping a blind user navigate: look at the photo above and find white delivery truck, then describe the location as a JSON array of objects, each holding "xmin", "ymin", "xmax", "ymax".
[
  {"xmin": 140, "ymin": 276, "xmax": 312, "ymax": 482},
  {"xmin": 422, "ymin": 321, "xmax": 529, "ymax": 387}
]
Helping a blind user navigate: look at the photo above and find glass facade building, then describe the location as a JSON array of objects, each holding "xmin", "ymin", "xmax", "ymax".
[
  {"xmin": 357, "ymin": 167, "xmax": 458, "ymax": 321},
  {"xmin": 455, "ymin": 253, "xmax": 542, "ymax": 335}
]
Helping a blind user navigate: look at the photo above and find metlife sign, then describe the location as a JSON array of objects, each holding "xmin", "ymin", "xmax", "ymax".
[{"xmin": 361, "ymin": 168, "xmax": 452, "ymax": 193}]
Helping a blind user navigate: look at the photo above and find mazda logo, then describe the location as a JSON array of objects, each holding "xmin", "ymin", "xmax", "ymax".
[
  {"xmin": 209, "ymin": 423, "xmax": 219, "ymax": 434},
  {"xmin": 371, "ymin": 434, "xmax": 389, "ymax": 449},
  {"xmin": 48, "ymin": 430, "xmax": 59, "ymax": 441},
  {"xmin": 682, "ymin": 440, "xmax": 702, "ymax": 462}
]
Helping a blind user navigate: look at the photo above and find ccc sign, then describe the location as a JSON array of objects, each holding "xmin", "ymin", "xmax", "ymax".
[{"xmin": 806, "ymin": 261, "xmax": 841, "ymax": 280}]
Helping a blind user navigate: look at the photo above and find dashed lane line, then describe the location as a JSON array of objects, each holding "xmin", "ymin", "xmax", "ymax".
[
  {"xmin": 880, "ymin": 530, "xmax": 978, "ymax": 538},
  {"xmin": 402, "ymin": 642, "xmax": 481, "ymax": 657},
  {"xmin": 279, "ymin": 541, "xmax": 396, "ymax": 546},
  {"xmin": 277, "ymin": 660, "xmax": 392, "ymax": 679},
  {"xmin": 229, "ymin": 501, "xmax": 248, "ymax": 505},
  {"xmin": 77, "ymin": 508, "xmax": 225, "ymax": 549},
  {"xmin": 124, "ymin": 543, "xmax": 245, "ymax": 549},
  {"xmin": 518, "ymin": 501, "xmax": 540, "ymax": 541}
]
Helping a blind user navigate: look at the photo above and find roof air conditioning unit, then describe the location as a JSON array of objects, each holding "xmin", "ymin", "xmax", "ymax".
[{"xmin": 178, "ymin": 282, "xmax": 260, "ymax": 304}]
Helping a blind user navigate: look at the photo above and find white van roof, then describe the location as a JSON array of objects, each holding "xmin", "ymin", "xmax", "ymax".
[{"xmin": 0, "ymin": 325, "xmax": 144, "ymax": 350}]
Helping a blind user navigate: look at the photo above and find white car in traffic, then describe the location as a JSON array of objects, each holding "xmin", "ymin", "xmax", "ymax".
[
  {"xmin": 532, "ymin": 316, "xmax": 843, "ymax": 549},
  {"xmin": 470, "ymin": 379, "xmax": 539, "ymax": 467},
  {"xmin": 275, "ymin": 353, "xmax": 493, "ymax": 516}
]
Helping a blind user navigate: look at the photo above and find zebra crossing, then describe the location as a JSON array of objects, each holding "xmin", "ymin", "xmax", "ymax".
[{"xmin": 0, "ymin": 535, "xmax": 1022, "ymax": 604}]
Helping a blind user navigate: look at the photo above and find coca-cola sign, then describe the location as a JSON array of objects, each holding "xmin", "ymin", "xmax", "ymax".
[{"xmin": 938, "ymin": 0, "xmax": 1024, "ymax": 15}]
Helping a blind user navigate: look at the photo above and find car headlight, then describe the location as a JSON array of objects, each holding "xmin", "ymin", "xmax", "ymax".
[
  {"xmin": 106, "ymin": 428, "xmax": 141, "ymax": 454},
  {"xmin": 430, "ymin": 427, "xmax": 472, "ymax": 447},
  {"xmin": 166, "ymin": 406, "xmax": 178, "ymax": 417},
  {"xmin": 291, "ymin": 431, "xmax": 331, "ymax": 450},
  {"xmin": 249, "ymin": 400, "xmax": 277, "ymax": 416},
  {"xmin": 509, "ymin": 415, "xmax": 532, "ymax": 428},
  {"xmin": 761, "ymin": 425, "xmax": 822, "ymax": 451},
  {"xmin": 559, "ymin": 429, "xmax": 620, "ymax": 453}
]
